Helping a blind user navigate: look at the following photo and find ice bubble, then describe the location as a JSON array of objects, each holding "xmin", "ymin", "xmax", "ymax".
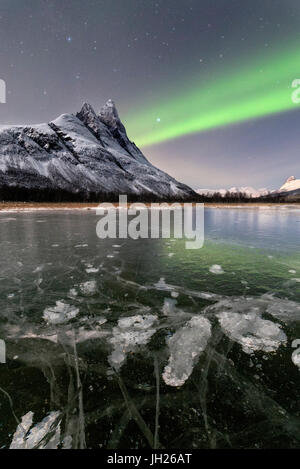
[
  {"xmin": 163, "ymin": 316, "xmax": 211, "ymax": 387},
  {"xmin": 68, "ymin": 288, "xmax": 78, "ymax": 298},
  {"xmin": 162, "ymin": 297, "xmax": 177, "ymax": 316},
  {"xmin": 109, "ymin": 314, "xmax": 157, "ymax": 370},
  {"xmin": 43, "ymin": 301, "xmax": 79, "ymax": 325},
  {"xmin": 209, "ymin": 264, "xmax": 224, "ymax": 275}
]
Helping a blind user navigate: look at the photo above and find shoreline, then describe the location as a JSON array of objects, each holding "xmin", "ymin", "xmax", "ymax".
[{"xmin": 1, "ymin": 201, "xmax": 300, "ymax": 212}]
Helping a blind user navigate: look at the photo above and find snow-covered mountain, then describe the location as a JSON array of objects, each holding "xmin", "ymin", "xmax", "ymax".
[
  {"xmin": 0, "ymin": 100, "xmax": 196, "ymax": 201},
  {"xmin": 278, "ymin": 176, "xmax": 300, "ymax": 193},
  {"xmin": 196, "ymin": 186, "xmax": 269, "ymax": 198}
]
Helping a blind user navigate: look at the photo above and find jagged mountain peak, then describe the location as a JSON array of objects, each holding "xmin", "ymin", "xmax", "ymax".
[
  {"xmin": 78, "ymin": 102, "xmax": 97, "ymax": 117},
  {"xmin": 76, "ymin": 102, "xmax": 109, "ymax": 144},
  {"xmin": 285, "ymin": 176, "xmax": 296, "ymax": 183},
  {"xmin": 97, "ymin": 99, "xmax": 149, "ymax": 164},
  {"xmin": 99, "ymin": 99, "xmax": 120, "ymax": 129},
  {"xmin": 76, "ymin": 100, "xmax": 149, "ymax": 164}
]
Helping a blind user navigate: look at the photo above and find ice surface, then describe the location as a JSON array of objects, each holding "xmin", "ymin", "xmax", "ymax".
[{"xmin": 163, "ymin": 316, "xmax": 211, "ymax": 387}]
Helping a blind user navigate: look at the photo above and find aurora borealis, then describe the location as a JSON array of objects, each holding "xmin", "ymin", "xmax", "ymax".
[
  {"xmin": 0, "ymin": 0, "xmax": 300, "ymax": 189},
  {"xmin": 124, "ymin": 45, "xmax": 300, "ymax": 147}
]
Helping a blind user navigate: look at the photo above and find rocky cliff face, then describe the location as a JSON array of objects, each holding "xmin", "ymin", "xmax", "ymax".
[{"xmin": 0, "ymin": 100, "xmax": 196, "ymax": 201}]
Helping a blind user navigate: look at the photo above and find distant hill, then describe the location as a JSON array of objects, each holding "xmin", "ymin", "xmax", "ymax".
[{"xmin": 196, "ymin": 177, "xmax": 300, "ymax": 202}]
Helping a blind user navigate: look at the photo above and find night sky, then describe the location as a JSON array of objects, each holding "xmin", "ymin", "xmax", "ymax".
[{"xmin": 0, "ymin": 0, "xmax": 300, "ymax": 190}]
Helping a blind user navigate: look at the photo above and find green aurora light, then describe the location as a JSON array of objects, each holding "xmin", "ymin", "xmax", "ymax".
[{"xmin": 123, "ymin": 46, "xmax": 300, "ymax": 148}]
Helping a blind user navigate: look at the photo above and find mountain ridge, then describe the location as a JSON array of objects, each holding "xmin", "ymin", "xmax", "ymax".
[{"xmin": 197, "ymin": 177, "xmax": 300, "ymax": 199}]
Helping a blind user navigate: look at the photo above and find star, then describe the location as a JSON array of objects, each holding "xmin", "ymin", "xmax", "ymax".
[{"xmin": 66, "ymin": 36, "xmax": 72, "ymax": 42}]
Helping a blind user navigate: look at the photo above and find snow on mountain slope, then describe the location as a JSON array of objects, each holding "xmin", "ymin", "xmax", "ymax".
[
  {"xmin": 0, "ymin": 101, "xmax": 196, "ymax": 200},
  {"xmin": 279, "ymin": 176, "xmax": 300, "ymax": 193}
]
